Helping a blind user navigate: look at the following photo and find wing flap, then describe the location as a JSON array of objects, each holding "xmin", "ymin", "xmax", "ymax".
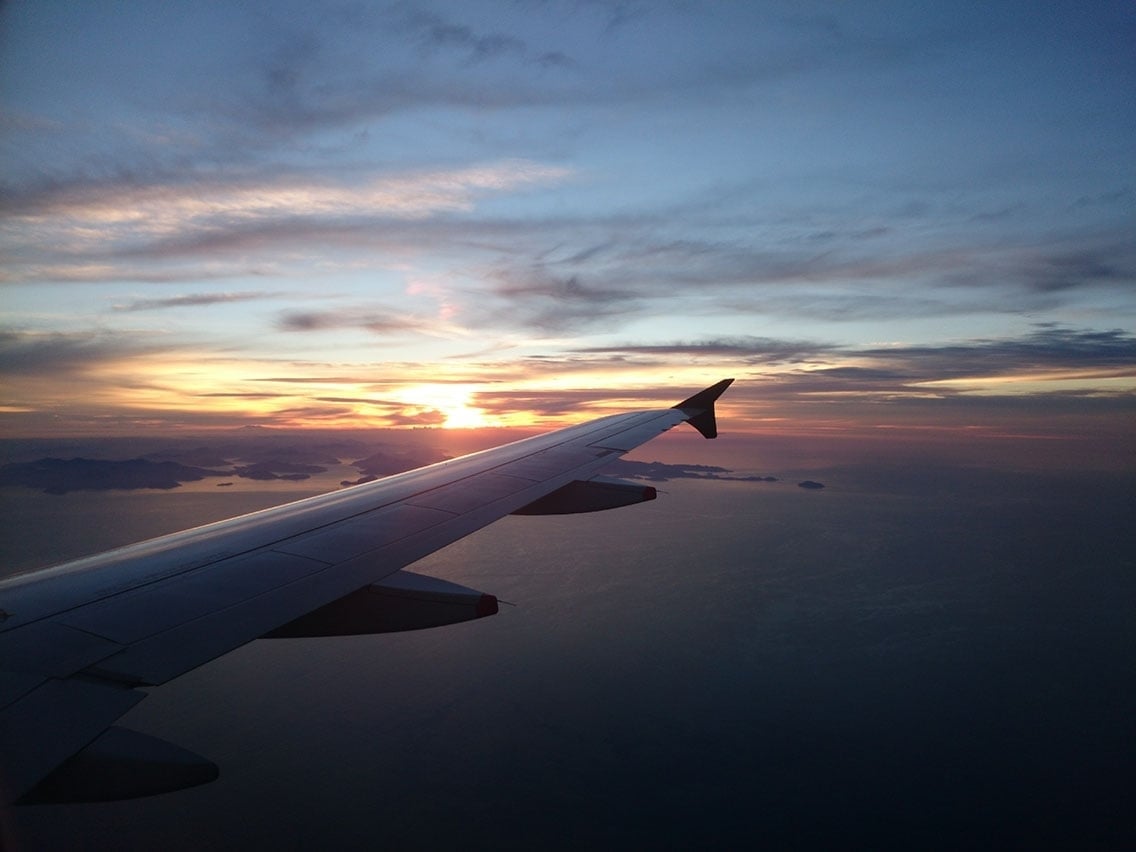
[
  {"xmin": 0, "ymin": 672, "xmax": 49, "ymax": 710},
  {"xmin": 83, "ymin": 574, "xmax": 339, "ymax": 686},
  {"xmin": 264, "ymin": 570, "xmax": 498, "ymax": 637},
  {"xmin": 56, "ymin": 550, "xmax": 329, "ymax": 647},
  {"xmin": 20, "ymin": 726, "xmax": 219, "ymax": 804},
  {"xmin": 1, "ymin": 678, "xmax": 145, "ymax": 802},
  {"xmin": 406, "ymin": 472, "xmax": 538, "ymax": 515},
  {"xmin": 587, "ymin": 410, "xmax": 688, "ymax": 451},
  {"xmin": 270, "ymin": 503, "xmax": 450, "ymax": 564},
  {"xmin": 494, "ymin": 446, "xmax": 606, "ymax": 481},
  {"xmin": 0, "ymin": 622, "xmax": 124, "ymax": 677}
]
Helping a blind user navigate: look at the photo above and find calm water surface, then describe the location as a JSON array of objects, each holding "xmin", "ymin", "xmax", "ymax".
[{"xmin": 4, "ymin": 472, "xmax": 1134, "ymax": 850}]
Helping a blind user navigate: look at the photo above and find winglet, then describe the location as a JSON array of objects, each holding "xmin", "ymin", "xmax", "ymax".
[{"xmin": 672, "ymin": 378, "xmax": 734, "ymax": 439}]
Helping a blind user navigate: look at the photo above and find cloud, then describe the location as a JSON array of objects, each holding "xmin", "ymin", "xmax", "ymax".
[
  {"xmin": 0, "ymin": 329, "xmax": 164, "ymax": 376},
  {"xmin": 1017, "ymin": 247, "xmax": 1135, "ymax": 293},
  {"xmin": 0, "ymin": 263, "xmax": 252, "ymax": 285},
  {"xmin": 250, "ymin": 375, "xmax": 389, "ymax": 385},
  {"xmin": 5, "ymin": 135, "xmax": 1129, "ymax": 343},
  {"xmin": 432, "ymin": 219, "xmax": 1136, "ymax": 336},
  {"xmin": 857, "ymin": 326, "xmax": 1136, "ymax": 380},
  {"xmin": 5, "ymin": 161, "xmax": 568, "ymax": 226},
  {"xmin": 887, "ymin": 390, "xmax": 1136, "ymax": 415},
  {"xmin": 306, "ymin": 394, "xmax": 449, "ymax": 426},
  {"xmin": 670, "ymin": 326, "xmax": 1136, "ymax": 430},
  {"xmin": 570, "ymin": 336, "xmax": 835, "ymax": 365},
  {"xmin": 115, "ymin": 291, "xmax": 283, "ymax": 311},
  {"xmin": 472, "ymin": 392, "xmax": 588, "ymax": 418},
  {"xmin": 386, "ymin": 408, "xmax": 447, "ymax": 427},
  {"xmin": 480, "ymin": 271, "xmax": 647, "ymax": 332},
  {"xmin": 204, "ymin": 4, "xmax": 586, "ymax": 139},
  {"xmin": 194, "ymin": 392, "xmax": 284, "ymax": 400},
  {"xmin": 1, "ymin": 3, "xmax": 927, "ymax": 199},
  {"xmin": 503, "ymin": 326, "xmax": 1136, "ymax": 412},
  {"xmin": 403, "ymin": 10, "xmax": 527, "ymax": 63},
  {"xmin": 471, "ymin": 385, "xmax": 688, "ymax": 419},
  {"xmin": 1, "ymin": 161, "xmax": 572, "ymax": 281},
  {"xmin": 1, "ymin": 3, "xmax": 1131, "ymax": 449},
  {"xmin": 275, "ymin": 308, "xmax": 437, "ymax": 336},
  {"xmin": 535, "ymin": 51, "xmax": 576, "ymax": 69}
]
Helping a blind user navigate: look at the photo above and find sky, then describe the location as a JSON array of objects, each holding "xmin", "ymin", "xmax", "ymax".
[{"xmin": 1, "ymin": 0, "xmax": 1134, "ymax": 456}]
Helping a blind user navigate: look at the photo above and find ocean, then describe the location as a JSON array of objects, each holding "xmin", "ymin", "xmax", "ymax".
[{"xmin": 4, "ymin": 465, "xmax": 1134, "ymax": 849}]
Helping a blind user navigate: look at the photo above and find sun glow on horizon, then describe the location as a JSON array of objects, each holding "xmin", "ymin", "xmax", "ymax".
[{"xmin": 396, "ymin": 383, "xmax": 494, "ymax": 429}]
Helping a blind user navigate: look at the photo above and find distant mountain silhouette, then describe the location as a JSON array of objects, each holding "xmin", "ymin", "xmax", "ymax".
[
  {"xmin": 350, "ymin": 449, "xmax": 451, "ymax": 477},
  {"xmin": 230, "ymin": 461, "xmax": 327, "ymax": 481},
  {"xmin": 0, "ymin": 458, "xmax": 228, "ymax": 494},
  {"xmin": 603, "ymin": 459, "xmax": 778, "ymax": 483}
]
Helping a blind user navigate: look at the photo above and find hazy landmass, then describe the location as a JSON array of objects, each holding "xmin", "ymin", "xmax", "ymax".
[
  {"xmin": 0, "ymin": 456, "xmax": 334, "ymax": 492},
  {"xmin": 230, "ymin": 461, "xmax": 328, "ymax": 481},
  {"xmin": 338, "ymin": 449, "xmax": 453, "ymax": 487},
  {"xmin": 142, "ymin": 449, "xmax": 233, "ymax": 468},
  {"xmin": 603, "ymin": 458, "xmax": 778, "ymax": 483},
  {"xmin": 797, "ymin": 480, "xmax": 826, "ymax": 489},
  {"xmin": 0, "ymin": 433, "xmax": 459, "ymax": 495},
  {"xmin": 350, "ymin": 448, "xmax": 451, "ymax": 477},
  {"xmin": 144, "ymin": 440, "xmax": 350, "ymax": 468},
  {"xmin": 0, "ymin": 458, "xmax": 229, "ymax": 495},
  {"xmin": 0, "ymin": 437, "xmax": 782, "ymax": 494}
]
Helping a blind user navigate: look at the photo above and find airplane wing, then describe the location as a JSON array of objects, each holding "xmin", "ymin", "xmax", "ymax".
[{"xmin": 0, "ymin": 379, "xmax": 733, "ymax": 804}]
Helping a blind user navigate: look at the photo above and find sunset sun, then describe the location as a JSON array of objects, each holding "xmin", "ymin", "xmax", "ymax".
[{"xmin": 398, "ymin": 384, "xmax": 490, "ymax": 429}]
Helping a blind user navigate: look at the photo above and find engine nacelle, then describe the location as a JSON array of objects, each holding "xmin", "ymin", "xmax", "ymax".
[
  {"xmin": 511, "ymin": 477, "xmax": 657, "ymax": 515},
  {"xmin": 263, "ymin": 570, "xmax": 498, "ymax": 637},
  {"xmin": 20, "ymin": 726, "xmax": 218, "ymax": 804}
]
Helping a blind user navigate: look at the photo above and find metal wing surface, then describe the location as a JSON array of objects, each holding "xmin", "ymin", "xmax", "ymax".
[{"xmin": 0, "ymin": 380, "xmax": 733, "ymax": 803}]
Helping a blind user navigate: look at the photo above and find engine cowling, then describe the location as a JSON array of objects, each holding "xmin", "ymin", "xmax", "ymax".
[
  {"xmin": 262, "ymin": 570, "xmax": 498, "ymax": 637},
  {"xmin": 511, "ymin": 477, "xmax": 657, "ymax": 515},
  {"xmin": 20, "ymin": 726, "xmax": 219, "ymax": 804}
]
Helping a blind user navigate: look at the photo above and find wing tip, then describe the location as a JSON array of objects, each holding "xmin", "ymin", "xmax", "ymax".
[{"xmin": 672, "ymin": 378, "xmax": 735, "ymax": 439}]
